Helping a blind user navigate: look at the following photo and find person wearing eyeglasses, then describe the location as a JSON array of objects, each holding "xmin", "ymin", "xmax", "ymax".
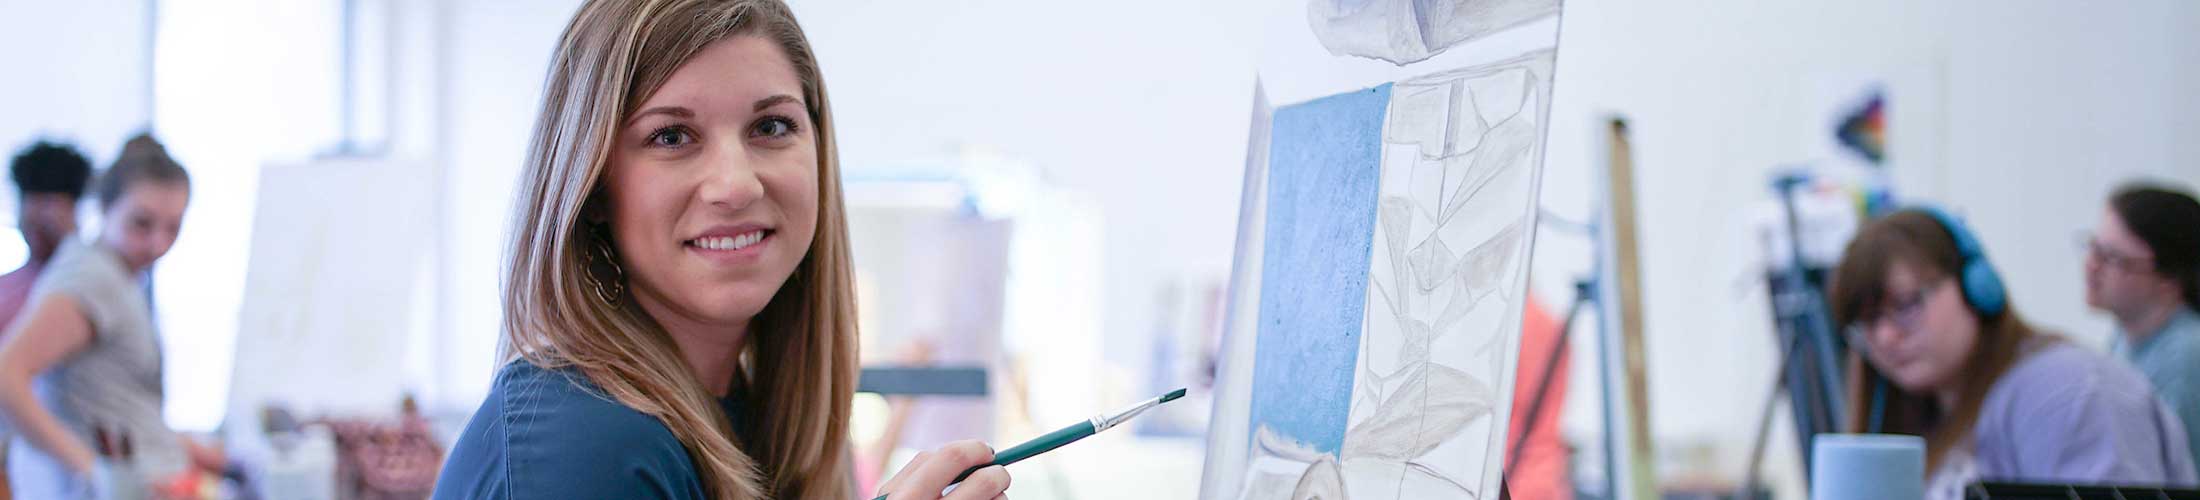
[
  {"xmin": 1830, "ymin": 207, "xmax": 2195, "ymax": 498},
  {"xmin": 2087, "ymin": 184, "xmax": 2200, "ymax": 468}
]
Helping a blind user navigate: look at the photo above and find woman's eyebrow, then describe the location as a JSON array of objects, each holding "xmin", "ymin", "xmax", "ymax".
[
  {"xmin": 626, "ymin": 106, "xmax": 694, "ymax": 127},
  {"xmin": 754, "ymin": 94, "xmax": 801, "ymax": 112}
]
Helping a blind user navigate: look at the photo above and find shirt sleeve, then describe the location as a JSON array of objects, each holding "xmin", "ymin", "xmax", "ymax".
[
  {"xmin": 30, "ymin": 257, "xmax": 115, "ymax": 338},
  {"xmin": 2004, "ymin": 366, "xmax": 2186, "ymax": 486}
]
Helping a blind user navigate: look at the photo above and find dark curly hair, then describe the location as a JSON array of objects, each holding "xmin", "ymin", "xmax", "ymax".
[{"xmin": 9, "ymin": 140, "xmax": 94, "ymax": 199}]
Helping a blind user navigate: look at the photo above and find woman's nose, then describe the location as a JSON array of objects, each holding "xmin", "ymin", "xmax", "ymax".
[
  {"xmin": 698, "ymin": 144, "xmax": 765, "ymax": 210},
  {"xmin": 1869, "ymin": 320, "xmax": 1903, "ymax": 348}
]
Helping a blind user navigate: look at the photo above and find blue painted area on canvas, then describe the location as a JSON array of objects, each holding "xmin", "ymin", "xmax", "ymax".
[{"xmin": 1244, "ymin": 83, "xmax": 1390, "ymax": 456}]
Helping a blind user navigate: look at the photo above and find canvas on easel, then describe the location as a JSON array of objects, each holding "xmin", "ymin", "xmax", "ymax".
[{"xmin": 1200, "ymin": 1, "xmax": 1563, "ymax": 499}]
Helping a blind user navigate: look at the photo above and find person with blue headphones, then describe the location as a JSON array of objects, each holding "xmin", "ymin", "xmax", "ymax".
[{"xmin": 1828, "ymin": 206, "xmax": 2196, "ymax": 498}]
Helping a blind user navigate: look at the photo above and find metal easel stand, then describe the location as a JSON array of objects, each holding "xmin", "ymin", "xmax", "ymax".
[{"xmin": 1736, "ymin": 171, "xmax": 1850, "ymax": 500}]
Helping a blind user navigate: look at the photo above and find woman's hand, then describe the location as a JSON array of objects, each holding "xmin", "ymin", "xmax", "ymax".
[{"xmin": 875, "ymin": 439, "xmax": 1010, "ymax": 500}]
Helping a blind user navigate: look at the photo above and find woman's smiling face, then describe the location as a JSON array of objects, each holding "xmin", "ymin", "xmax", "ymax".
[{"xmin": 603, "ymin": 34, "xmax": 819, "ymax": 335}]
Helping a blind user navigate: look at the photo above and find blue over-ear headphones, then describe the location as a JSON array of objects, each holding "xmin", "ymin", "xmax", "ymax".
[{"xmin": 1914, "ymin": 205, "xmax": 2007, "ymax": 316}]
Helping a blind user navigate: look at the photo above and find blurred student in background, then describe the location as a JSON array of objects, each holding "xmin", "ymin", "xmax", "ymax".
[
  {"xmin": 0, "ymin": 134, "xmax": 224, "ymax": 497},
  {"xmin": 1831, "ymin": 208, "xmax": 2195, "ymax": 498},
  {"xmin": 2087, "ymin": 183, "xmax": 2200, "ymax": 467},
  {"xmin": 0, "ymin": 141, "xmax": 94, "ymax": 499}
]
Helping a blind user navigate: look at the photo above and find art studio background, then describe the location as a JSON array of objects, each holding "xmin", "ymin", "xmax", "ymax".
[{"xmin": 3, "ymin": 0, "xmax": 2198, "ymax": 498}]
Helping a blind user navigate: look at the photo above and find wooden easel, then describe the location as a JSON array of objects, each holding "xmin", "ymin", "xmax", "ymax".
[{"xmin": 1593, "ymin": 117, "xmax": 1658, "ymax": 499}]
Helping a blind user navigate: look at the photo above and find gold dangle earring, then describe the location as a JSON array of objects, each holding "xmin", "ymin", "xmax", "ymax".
[{"xmin": 583, "ymin": 223, "xmax": 626, "ymax": 305}]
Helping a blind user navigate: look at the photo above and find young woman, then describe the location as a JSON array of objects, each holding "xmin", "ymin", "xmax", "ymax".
[
  {"xmin": 1831, "ymin": 208, "xmax": 2196, "ymax": 497},
  {"xmin": 0, "ymin": 134, "xmax": 218, "ymax": 497},
  {"xmin": 433, "ymin": 1, "xmax": 1008, "ymax": 499}
]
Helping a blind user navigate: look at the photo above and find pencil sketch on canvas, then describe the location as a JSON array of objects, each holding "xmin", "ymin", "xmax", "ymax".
[
  {"xmin": 1309, "ymin": 0, "xmax": 1561, "ymax": 65},
  {"xmin": 1209, "ymin": 49, "xmax": 1555, "ymax": 500}
]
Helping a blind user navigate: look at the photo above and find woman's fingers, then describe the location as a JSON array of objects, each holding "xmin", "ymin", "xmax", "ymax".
[
  {"xmin": 884, "ymin": 440, "xmax": 998, "ymax": 499},
  {"xmin": 943, "ymin": 465, "xmax": 1010, "ymax": 499},
  {"xmin": 876, "ymin": 450, "xmax": 928, "ymax": 495}
]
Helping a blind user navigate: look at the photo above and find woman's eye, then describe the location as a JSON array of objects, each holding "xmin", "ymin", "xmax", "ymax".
[
  {"xmin": 647, "ymin": 127, "xmax": 694, "ymax": 148},
  {"xmin": 751, "ymin": 117, "xmax": 798, "ymax": 138}
]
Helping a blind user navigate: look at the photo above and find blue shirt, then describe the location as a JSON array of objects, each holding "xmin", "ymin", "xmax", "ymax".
[
  {"xmin": 2112, "ymin": 308, "xmax": 2200, "ymax": 470},
  {"xmin": 432, "ymin": 360, "xmax": 749, "ymax": 499}
]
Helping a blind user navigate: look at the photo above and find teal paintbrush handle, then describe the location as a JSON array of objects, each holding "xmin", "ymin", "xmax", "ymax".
[
  {"xmin": 954, "ymin": 421, "xmax": 1095, "ymax": 482},
  {"xmin": 872, "ymin": 422, "xmax": 1096, "ymax": 500}
]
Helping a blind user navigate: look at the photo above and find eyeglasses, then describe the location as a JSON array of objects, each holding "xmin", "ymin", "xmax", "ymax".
[
  {"xmin": 2077, "ymin": 232, "xmax": 2156, "ymax": 274},
  {"xmin": 1844, "ymin": 279, "xmax": 1948, "ymax": 355}
]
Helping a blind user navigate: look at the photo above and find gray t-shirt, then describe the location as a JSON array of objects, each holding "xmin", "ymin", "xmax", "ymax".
[
  {"xmin": 1966, "ymin": 340, "xmax": 2199, "ymax": 487},
  {"xmin": 5, "ymin": 240, "xmax": 182, "ymax": 497}
]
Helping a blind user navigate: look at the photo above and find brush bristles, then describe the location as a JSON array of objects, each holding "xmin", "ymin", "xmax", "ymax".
[{"xmin": 1161, "ymin": 388, "xmax": 1187, "ymax": 403}]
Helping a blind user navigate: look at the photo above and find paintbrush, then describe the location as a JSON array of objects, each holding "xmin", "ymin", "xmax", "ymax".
[{"xmin": 873, "ymin": 387, "xmax": 1188, "ymax": 500}]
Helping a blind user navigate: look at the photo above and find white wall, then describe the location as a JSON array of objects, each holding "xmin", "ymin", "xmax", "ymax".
[
  {"xmin": 0, "ymin": 0, "xmax": 152, "ymax": 330},
  {"xmin": 1531, "ymin": 0, "xmax": 2200, "ymax": 495},
  {"xmin": 147, "ymin": 0, "xmax": 570, "ymax": 421},
  {"xmin": 434, "ymin": 0, "xmax": 588, "ymax": 411},
  {"xmin": 0, "ymin": 0, "xmax": 150, "ymax": 177},
  {"xmin": 150, "ymin": 0, "xmax": 347, "ymax": 433},
  {"xmin": 790, "ymin": 0, "xmax": 1261, "ymax": 390}
]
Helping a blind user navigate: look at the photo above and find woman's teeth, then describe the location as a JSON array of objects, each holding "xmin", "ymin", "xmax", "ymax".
[{"xmin": 692, "ymin": 231, "xmax": 764, "ymax": 250}]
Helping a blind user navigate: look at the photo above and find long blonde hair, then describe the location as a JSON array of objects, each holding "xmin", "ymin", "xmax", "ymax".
[{"xmin": 501, "ymin": 1, "xmax": 857, "ymax": 498}]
